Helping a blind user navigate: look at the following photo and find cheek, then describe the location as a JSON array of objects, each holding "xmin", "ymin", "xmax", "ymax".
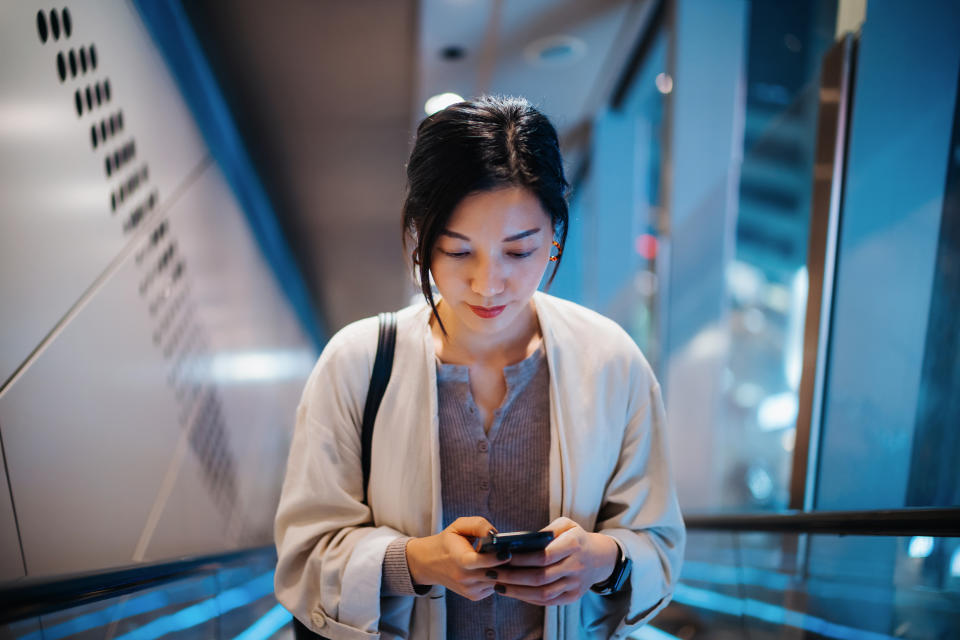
[
  {"xmin": 517, "ymin": 255, "xmax": 551, "ymax": 288},
  {"xmin": 504, "ymin": 255, "xmax": 551, "ymax": 290},
  {"xmin": 428, "ymin": 259, "xmax": 460, "ymax": 292},
  {"xmin": 519, "ymin": 263, "xmax": 547, "ymax": 286}
]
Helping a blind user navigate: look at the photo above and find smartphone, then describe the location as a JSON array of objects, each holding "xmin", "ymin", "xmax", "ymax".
[{"xmin": 474, "ymin": 530, "xmax": 554, "ymax": 554}]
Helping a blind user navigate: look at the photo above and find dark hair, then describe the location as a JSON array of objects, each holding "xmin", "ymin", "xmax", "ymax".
[{"xmin": 402, "ymin": 95, "xmax": 569, "ymax": 334}]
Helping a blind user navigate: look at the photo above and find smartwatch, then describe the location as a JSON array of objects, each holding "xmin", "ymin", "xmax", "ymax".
[{"xmin": 590, "ymin": 540, "xmax": 631, "ymax": 595}]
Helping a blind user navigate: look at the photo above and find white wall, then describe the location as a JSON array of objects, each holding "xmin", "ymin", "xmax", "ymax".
[{"xmin": 0, "ymin": 1, "xmax": 312, "ymax": 579}]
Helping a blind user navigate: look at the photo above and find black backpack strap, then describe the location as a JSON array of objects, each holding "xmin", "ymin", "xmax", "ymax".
[{"xmin": 360, "ymin": 312, "xmax": 397, "ymax": 504}]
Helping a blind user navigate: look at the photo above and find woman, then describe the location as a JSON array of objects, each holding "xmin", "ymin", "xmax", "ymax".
[{"xmin": 274, "ymin": 96, "xmax": 685, "ymax": 640}]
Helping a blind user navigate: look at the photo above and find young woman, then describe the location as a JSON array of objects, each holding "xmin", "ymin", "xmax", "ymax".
[{"xmin": 274, "ymin": 96, "xmax": 685, "ymax": 640}]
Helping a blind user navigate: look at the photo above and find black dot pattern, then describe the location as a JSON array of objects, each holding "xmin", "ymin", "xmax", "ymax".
[
  {"xmin": 49, "ymin": 10, "xmax": 60, "ymax": 40},
  {"xmin": 37, "ymin": 11, "xmax": 49, "ymax": 43},
  {"xmin": 33, "ymin": 5, "xmax": 238, "ymax": 521}
]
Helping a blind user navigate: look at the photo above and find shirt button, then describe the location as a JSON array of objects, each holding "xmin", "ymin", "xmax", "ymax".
[
  {"xmin": 479, "ymin": 480, "xmax": 490, "ymax": 491},
  {"xmin": 478, "ymin": 440, "xmax": 488, "ymax": 452},
  {"xmin": 311, "ymin": 612, "xmax": 326, "ymax": 628},
  {"xmin": 485, "ymin": 629, "xmax": 495, "ymax": 640}
]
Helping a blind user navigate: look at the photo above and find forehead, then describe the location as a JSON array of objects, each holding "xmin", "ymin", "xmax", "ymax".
[{"xmin": 446, "ymin": 186, "xmax": 550, "ymax": 234}]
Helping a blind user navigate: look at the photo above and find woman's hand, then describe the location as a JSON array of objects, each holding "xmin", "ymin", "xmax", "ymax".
[
  {"xmin": 405, "ymin": 516, "xmax": 512, "ymax": 601},
  {"xmin": 491, "ymin": 517, "xmax": 620, "ymax": 606}
]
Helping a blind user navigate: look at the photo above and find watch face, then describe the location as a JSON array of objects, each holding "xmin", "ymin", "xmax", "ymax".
[{"xmin": 613, "ymin": 556, "xmax": 632, "ymax": 591}]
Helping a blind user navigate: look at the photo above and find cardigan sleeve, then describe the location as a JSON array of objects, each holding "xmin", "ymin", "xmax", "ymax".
[
  {"xmin": 582, "ymin": 367, "xmax": 686, "ymax": 638},
  {"xmin": 273, "ymin": 318, "xmax": 411, "ymax": 639}
]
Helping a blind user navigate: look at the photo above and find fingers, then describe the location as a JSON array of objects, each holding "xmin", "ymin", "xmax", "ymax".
[
  {"xmin": 509, "ymin": 529, "xmax": 579, "ymax": 567},
  {"xmin": 493, "ymin": 577, "xmax": 580, "ymax": 607},
  {"xmin": 462, "ymin": 548, "xmax": 513, "ymax": 570},
  {"xmin": 481, "ymin": 520, "xmax": 592, "ymax": 606},
  {"xmin": 451, "ymin": 569, "xmax": 499, "ymax": 601},
  {"xmin": 507, "ymin": 549, "xmax": 550, "ymax": 567},
  {"xmin": 450, "ymin": 516, "xmax": 497, "ymax": 539},
  {"xmin": 491, "ymin": 564, "xmax": 564, "ymax": 587},
  {"xmin": 541, "ymin": 516, "xmax": 578, "ymax": 537},
  {"xmin": 447, "ymin": 516, "xmax": 512, "ymax": 570},
  {"xmin": 507, "ymin": 519, "xmax": 583, "ymax": 567},
  {"xmin": 460, "ymin": 583, "xmax": 496, "ymax": 601}
]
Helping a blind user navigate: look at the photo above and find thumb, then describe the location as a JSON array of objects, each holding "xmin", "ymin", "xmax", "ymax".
[
  {"xmin": 450, "ymin": 516, "xmax": 497, "ymax": 539},
  {"xmin": 541, "ymin": 516, "xmax": 578, "ymax": 536}
]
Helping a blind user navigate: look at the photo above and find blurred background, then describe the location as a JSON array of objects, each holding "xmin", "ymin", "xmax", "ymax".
[{"xmin": 1, "ymin": 0, "xmax": 958, "ymax": 638}]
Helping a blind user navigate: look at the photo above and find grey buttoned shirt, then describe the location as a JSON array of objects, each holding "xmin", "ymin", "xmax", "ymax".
[{"xmin": 382, "ymin": 341, "xmax": 550, "ymax": 640}]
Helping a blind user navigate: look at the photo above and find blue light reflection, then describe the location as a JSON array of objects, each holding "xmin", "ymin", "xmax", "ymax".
[
  {"xmin": 673, "ymin": 583, "xmax": 900, "ymax": 640},
  {"xmin": 110, "ymin": 571, "xmax": 274, "ymax": 640},
  {"xmin": 232, "ymin": 603, "xmax": 292, "ymax": 640}
]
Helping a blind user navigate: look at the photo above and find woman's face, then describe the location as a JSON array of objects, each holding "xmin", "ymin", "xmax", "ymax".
[{"xmin": 430, "ymin": 186, "xmax": 553, "ymax": 339}]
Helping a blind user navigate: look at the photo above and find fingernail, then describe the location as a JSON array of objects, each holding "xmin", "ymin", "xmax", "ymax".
[
  {"xmin": 496, "ymin": 549, "xmax": 511, "ymax": 561},
  {"xmin": 494, "ymin": 584, "xmax": 506, "ymax": 594},
  {"xmin": 488, "ymin": 528, "xmax": 497, "ymax": 536},
  {"xmin": 485, "ymin": 570, "xmax": 498, "ymax": 579}
]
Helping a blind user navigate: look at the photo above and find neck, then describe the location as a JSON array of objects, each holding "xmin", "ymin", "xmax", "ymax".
[{"xmin": 433, "ymin": 297, "xmax": 540, "ymax": 363}]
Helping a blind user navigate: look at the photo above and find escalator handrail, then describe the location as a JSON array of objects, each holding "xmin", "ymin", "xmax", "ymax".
[
  {"xmin": 684, "ymin": 506, "xmax": 960, "ymax": 537},
  {"xmin": 4, "ymin": 507, "xmax": 958, "ymax": 624},
  {"xmin": 0, "ymin": 545, "xmax": 276, "ymax": 624}
]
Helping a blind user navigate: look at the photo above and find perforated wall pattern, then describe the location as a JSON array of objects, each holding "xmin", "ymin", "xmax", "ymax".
[{"xmin": 0, "ymin": 1, "xmax": 312, "ymax": 579}]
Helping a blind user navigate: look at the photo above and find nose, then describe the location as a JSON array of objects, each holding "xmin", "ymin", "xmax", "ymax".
[{"xmin": 470, "ymin": 256, "xmax": 506, "ymax": 300}]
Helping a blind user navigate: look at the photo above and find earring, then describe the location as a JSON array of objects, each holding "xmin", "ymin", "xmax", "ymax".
[
  {"xmin": 549, "ymin": 240, "xmax": 562, "ymax": 262},
  {"xmin": 412, "ymin": 249, "xmax": 420, "ymax": 267}
]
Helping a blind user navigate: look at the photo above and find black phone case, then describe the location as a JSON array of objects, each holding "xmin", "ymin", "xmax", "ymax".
[{"xmin": 474, "ymin": 531, "xmax": 554, "ymax": 553}]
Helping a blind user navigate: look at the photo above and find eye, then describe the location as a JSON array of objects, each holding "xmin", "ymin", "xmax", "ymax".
[
  {"xmin": 508, "ymin": 251, "xmax": 535, "ymax": 259},
  {"xmin": 440, "ymin": 250, "xmax": 470, "ymax": 258}
]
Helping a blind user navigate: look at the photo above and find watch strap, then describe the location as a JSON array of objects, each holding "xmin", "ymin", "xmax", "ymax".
[{"xmin": 590, "ymin": 539, "xmax": 631, "ymax": 595}]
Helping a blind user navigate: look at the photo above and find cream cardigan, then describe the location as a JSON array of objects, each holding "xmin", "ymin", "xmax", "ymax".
[{"xmin": 274, "ymin": 292, "xmax": 685, "ymax": 639}]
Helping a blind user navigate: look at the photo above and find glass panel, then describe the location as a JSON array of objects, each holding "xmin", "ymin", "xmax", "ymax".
[
  {"xmin": 604, "ymin": 30, "xmax": 668, "ymax": 368},
  {"xmin": 554, "ymin": 27, "xmax": 670, "ymax": 372},
  {"xmin": 715, "ymin": 0, "xmax": 837, "ymax": 513},
  {"xmin": 908, "ymin": 68, "xmax": 960, "ymax": 508},
  {"xmin": 651, "ymin": 530, "xmax": 960, "ymax": 639},
  {"xmin": 567, "ymin": 1, "xmax": 838, "ymax": 513},
  {"xmin": 649, "ymin": 0, "xmax": 837, "ymax": 514},
  {"xmin": 816, "ymin": 1, "xmax": 960, "ymax": 510}
]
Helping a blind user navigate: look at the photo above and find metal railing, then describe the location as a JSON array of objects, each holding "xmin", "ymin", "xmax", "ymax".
[{"xmin": 684, "ymin": 507, "xmax": 960, "ymax": 537}]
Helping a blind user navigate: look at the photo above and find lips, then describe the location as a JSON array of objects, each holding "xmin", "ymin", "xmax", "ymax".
[{"xmin": 468, "ymin": 304, "xmax": 506, "ymax": 318}]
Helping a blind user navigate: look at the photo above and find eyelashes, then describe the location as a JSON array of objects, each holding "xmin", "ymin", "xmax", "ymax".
[{"xmin": 440, "ymin": 250, "xmax": 535, "ymax": 259}]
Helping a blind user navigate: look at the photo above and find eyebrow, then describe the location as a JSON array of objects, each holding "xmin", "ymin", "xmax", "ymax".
[{"xmin": 440, "ymin": 228, "xmax": 541, "ymax": 242}]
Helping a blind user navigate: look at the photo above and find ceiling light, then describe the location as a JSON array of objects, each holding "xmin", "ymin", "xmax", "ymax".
[
  {"xmin": 524, "ymin": 35, "xmax": 586, "ymax": 67},
  {"xmin": 908, "ymin": 536, "xmax": 934, "ymax": 559},
  {"xmin": 655, "ymin": 73, "xmax": 673, "ymax": 94},
  {"xmin": 424, "ymin": 92, "xmax": 464, "ymax": 115},
  {"xmin": 757, "ymin": 392, "xmax": 798, "ymax": 431}
]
